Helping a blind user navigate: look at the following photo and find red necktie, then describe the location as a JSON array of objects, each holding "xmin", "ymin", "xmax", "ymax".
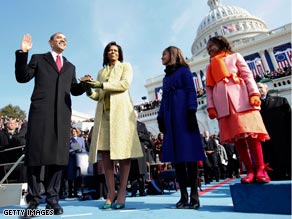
[{"xmin": 56, "ymin": 55, "xmax": 62, "ymax": 72}]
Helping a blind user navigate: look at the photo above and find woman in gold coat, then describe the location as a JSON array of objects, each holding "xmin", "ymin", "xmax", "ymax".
[{"xmin": 81, "ymin": 41, "xmax": 142, "ymax": 209}]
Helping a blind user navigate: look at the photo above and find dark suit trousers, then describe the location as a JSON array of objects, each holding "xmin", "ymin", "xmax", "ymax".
[{"xmin": 26, "ymin": 165, "xmax": 64, "ymax": 205}]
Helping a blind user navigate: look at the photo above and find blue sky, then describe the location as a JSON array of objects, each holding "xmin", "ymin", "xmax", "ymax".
[{"xmin": 1, "ymin": 0, "xmax": 291, "ymax": 117}]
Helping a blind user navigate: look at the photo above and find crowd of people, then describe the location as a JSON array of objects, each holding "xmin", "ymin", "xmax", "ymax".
[
  {"xmin": 0, "ymin": 116, "xmax": 167, "ymax": 199},
  {"xmin": 133, "ymin": 89, "xmax": 207, "ymax": 113},
  {"xmin": 0, "ymin": 32, "xmax": 290, "ymax": 217},
  {"xmin": 254, "ymin": 66, "xmax": 291, "ymax": 82},
  {"xmin": 201, "ymin": 131, "xmax": 240, "ymax": 184},
  {"xmin": 134, "ymin": 100, "xmax": 161, "ymax": 112}
]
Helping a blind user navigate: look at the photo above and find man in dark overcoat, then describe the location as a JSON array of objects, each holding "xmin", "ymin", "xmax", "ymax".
[
  {"xmin": 15, "ymin": 33, "xmax": 85, "ymax": 217},
  {"xmin": 128, "ymin": 116, "xmax": 150, "ymax": 197},
  {"xmin": 257, "ymin": 82, "xmax": 291, "ymax": 180},
  {"xmin": 202, "ymin": 131, "xmax": 220, "ymax": 182}
]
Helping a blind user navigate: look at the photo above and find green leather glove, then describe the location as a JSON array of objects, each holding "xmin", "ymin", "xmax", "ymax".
[
  {"xmin": 81, "ymin": 82, "xmax": 92, "ymax": 95},
  {"xmin": 85, "ymin": 80, "xmax": 103, "ymax": 88}
]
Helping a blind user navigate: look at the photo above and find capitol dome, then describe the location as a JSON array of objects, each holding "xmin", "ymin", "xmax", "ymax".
[{"xmin": 191, "ymin": 0, "xmax": 269, "ymax": 56}]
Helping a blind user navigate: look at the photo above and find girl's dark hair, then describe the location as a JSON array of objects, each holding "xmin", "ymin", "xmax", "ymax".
[
  {"xmin": 208, "ymin": 36, "xmax": 235, "ymax": 54},
  {"xmin": 103, "ymin": 41, "xmax": 124, "ymax": 67},
  {"xmin": 163, "ymin": 46, "xmax": 189, "ymax": 68}
]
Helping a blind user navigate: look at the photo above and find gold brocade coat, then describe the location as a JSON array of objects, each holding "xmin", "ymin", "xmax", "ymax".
[{"xmin": 88, "ymin": 61, "xmax": 143, "ymax": 163}]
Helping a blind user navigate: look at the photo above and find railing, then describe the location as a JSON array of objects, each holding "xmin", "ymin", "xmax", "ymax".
[
  {"xmin": 0, "ymin": 146, "xmax": 25, "ymax": 185},
  {"xmin": 138, "ymin": 108, "xmax": 159, "ymax": 120}
]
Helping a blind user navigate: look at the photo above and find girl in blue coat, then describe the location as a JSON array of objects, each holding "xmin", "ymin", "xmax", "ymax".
[{"xmin": 157, "ymin": 46, "xmax": 205, "ymax": 209}]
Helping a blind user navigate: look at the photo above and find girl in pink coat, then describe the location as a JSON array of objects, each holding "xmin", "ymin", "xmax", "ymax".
[{"xmin": 205, "ymin": 36, "xmax": 270, "ymax": 184}]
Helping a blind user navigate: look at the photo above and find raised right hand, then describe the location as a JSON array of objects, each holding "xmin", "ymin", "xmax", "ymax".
[{"xmin": 21, "ymin": 34, "xmax": 32, "ymax": 52}]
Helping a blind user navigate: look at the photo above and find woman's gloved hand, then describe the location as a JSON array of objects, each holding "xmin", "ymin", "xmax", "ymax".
[
  {"xmin": 187, "ymin": 109, "xmax": 199, "ymax": 131},
  {"xmin": 157, "ymin": 117, "xmax": 165, "ymax": 133},
  {"xmin": 85, "ymin": 80, "xmax": 103, "ymax": 88}
]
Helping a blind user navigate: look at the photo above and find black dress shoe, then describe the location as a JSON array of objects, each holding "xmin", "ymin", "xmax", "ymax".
[
  {"xmin": 21, "ymin": 202, "xmax": 38, "ymax": 219},
  {"xmin": 175, "ymin": 198, "xmax": 188, "ymax": 208},
  {"xmin": 139, "ymin": 192, "xmax": 147, "ymax": 197},
  {"xmin": 189, "ymin": 199, "xmax": 200, "ymax": 210},
  {"xmin": 45, "ymin": 203, "xmax": 63, "ymax": 215}
]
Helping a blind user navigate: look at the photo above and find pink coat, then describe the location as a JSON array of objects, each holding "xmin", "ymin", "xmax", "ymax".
[{"xmin": 206, "ymin": 53, "xmax": 260, "ymax": 119}]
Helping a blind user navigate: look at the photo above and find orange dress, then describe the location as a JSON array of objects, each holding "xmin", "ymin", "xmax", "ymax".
[{"xmin": 219, "ymin": 100, "xmax": 269, "ymax": 144}]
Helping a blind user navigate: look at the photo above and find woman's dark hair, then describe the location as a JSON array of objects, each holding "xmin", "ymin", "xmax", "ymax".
[
  {"xmin": 103, "ymin": 41, "xmax": 124, "ymax": 67},
  {"xmin": 208, "ymin": 36, "xmax": 235, "ymax": 54}
]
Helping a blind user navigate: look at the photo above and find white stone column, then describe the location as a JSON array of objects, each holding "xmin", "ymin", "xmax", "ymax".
[
  {"xmin": 259, "ymin": 50, "xmax": 269, "ymax": 72},
  {"xmin": 267, "ymin": 48, "xmax": 279, "ymax": 70}
]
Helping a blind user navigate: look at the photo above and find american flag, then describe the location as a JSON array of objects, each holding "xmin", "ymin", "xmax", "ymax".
[
  {"xmin": 154, "ymin": 86, "xmax": 163, "ymax": 100},
  {"xmin": 192, "ymin": 73, "xmax": 200, "ymax": 91},
  {"xmin": 275, "ymin": 48, "xmax": 292, "ymax": 69},
  {"xmin": 246, "ymin": 59, "xmax": 265, "ymax": 78},
  {"xmin": 223, "ymin": 25, "xmax": 237, "ymax": 31}
]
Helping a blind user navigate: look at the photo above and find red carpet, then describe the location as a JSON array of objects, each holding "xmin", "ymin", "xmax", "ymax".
[{"xmin": 199, "ymin": 178, "xmax": 234, "ymax": 196}]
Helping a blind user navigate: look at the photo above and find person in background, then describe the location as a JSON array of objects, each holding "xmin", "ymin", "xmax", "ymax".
[
  {"xmin": 223, "ymin": 143, "xmax": 240, "ymax": 179},
  {"xmin": 0, "ymin": 116, "xmax": 5, "ymax": 130},
  {"xmin": 202, "ymin": 130, "xmax": 220, "ymax": 182},
  {"xmin": 81, "ymin": 41, "xmax": 143, "ymax": 210},
  {"xmin": 154, "ymin": 133, "xmax": 163, "ymax": 162},
  {"xmin": 214, "ymin": 139, "xmax": 228, "ymax": 179},
  {"xmin": 0, "ymin": 118, "xmax": 27, "ymax": 183},
  {"xmin": 15, "ymin": 33, "xmax": 85, "ymax": 218},
  {"xmin": 83, "ymin": 133, "xmax": 90, "ymax": 152},
  {"xmin": 205, "ymin": 35, "xmax": 270, "ymax": 184},
  {"xmin": 257, "ymin": 82, "xmax": 291, "ymax": 180},
  {"xmin": 67, "ymin": 127, "xmax": 86, "ymax": 198},
  {"xmin": 0, "ymin": 118, "xmax": 26, "ymax": 150},
  {"xmin": 128, "ymin": 111, "xmax": 149, "ymax": 197},
  {"xmin": 144, "ymin": 134, "xmax": 155, "ymax": 164},
  {"xmin": 157, "ymin": 46, "xmax": 206, "ymax": 209},
  {"xmin": 87, "ymin": 125, "xmax": 108, "ymax": 200}
]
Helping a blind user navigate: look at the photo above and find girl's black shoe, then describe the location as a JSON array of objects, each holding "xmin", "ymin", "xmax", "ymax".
[
  {"xmin": 189, "ymin": 198, "xmax": 200, "ymax": 209},
  {"xmin": 175, "ymin": 198, "xmax": 189, "ymax": 208}
]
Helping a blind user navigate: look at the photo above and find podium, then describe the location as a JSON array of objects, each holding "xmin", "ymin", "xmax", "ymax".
[
  {"xmin": 0, "ymin": 183, "xmax": 27, "ymax": 206},
  {"xmin": 230, "ymin": 181, "xmax": 291, "ymax": 214},
  {"xmin": 0, "ymin": 153, "xmax": 27, "ymax": 206}
]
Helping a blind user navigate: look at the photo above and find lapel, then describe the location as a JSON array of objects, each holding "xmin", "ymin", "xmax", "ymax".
[
  {"xmin": 62, "ymin": 56, "xmax": 71, "ymax": 73},
  {"xmin": 43, "ymin": 52, "xmax": 70, "ymax": 74},
  {"xmin": 261, "ymin": 95, "xmax": 272, "ymax": 110},
  {"xmin": 100, "ymin": 61, "xmax": 123, "ymax": 82},
  {"xmin": 265, "ymin": 95, "xmax": 273, "ymax": 107},
  {"xmin": 44, "ymin": 52, "xmax": 58, "ymax": 72}
]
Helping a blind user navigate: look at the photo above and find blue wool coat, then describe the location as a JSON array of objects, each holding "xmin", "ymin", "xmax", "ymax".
[{"xmin": 157, "ymin": 66, "xmax": 206, "ymax": 163}]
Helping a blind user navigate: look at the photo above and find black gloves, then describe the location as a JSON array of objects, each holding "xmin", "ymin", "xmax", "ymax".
[
  {"xmin": 157, "ymin": 110, "xmax": 199, "ymax": 133},
  {"xmin": 157, "ymin": 117, "xmax": 165, "ymax": 133},
  {"xmin": 81, "ymin": 82, "xmax": 92, "ymax": 96},
  {"xmin": 187, "ymin": 109, "xmax": 199, "ymax": 132}
]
